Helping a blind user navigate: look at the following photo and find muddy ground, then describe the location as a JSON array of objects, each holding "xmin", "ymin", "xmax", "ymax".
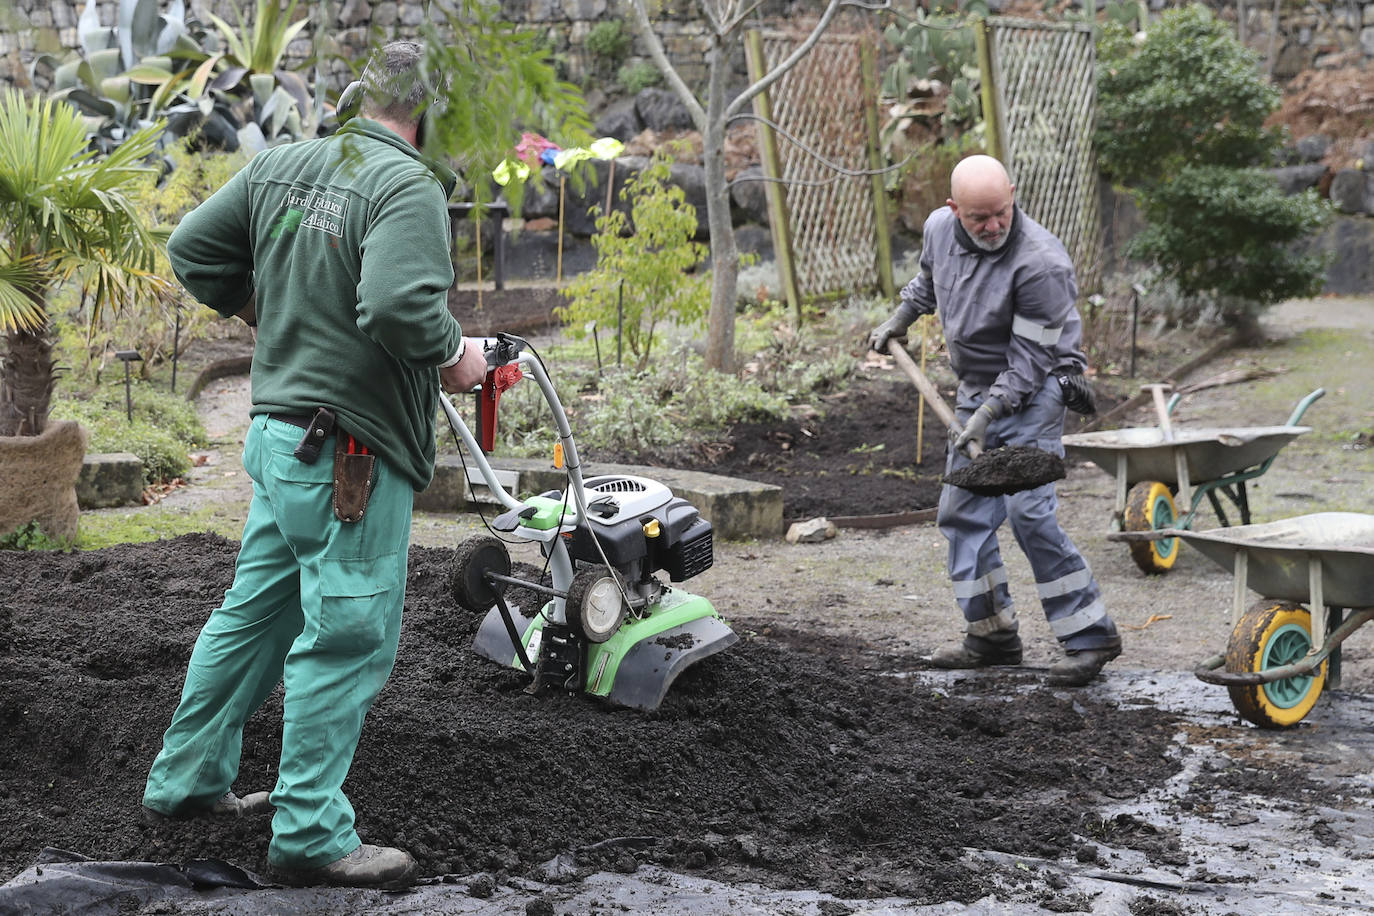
[{"xmin": 2, "ymin": 298, "xmax": 1373, "ymax": 914}]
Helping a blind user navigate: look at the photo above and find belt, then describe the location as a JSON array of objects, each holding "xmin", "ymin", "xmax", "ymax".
[{"xmin": 268, "ymin": 413, "xmax": 313, "ymax": 429}]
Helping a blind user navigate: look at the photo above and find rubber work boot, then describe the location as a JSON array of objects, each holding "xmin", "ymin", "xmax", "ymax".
[
  {"xmin": 930, "ymin": 638, "xmax": 1023, "ymax": 669},
  {"xmin": 1047, "ymin": 644, "xmax": 1123, "ymax": 687},
  {"xmin": 142, "ymin": 791, "xmax": 272, "ymax": 824},
  {"xmin": 273, "ymin": 844, "xmax": 419, "ymax": 890}
]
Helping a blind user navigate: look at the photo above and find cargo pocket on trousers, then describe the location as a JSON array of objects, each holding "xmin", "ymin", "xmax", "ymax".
[{"xmin": 316, "ymin": 556, "xmax": 393, "ymax": 653}]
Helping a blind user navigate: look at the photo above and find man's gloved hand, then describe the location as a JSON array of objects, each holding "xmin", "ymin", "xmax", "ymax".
[
  {"xmin": 954, "ymin": 397, "xmax": 1005, "ymax": 456},
  {"xmin": 867, "ymin": 315, "xmax": 911, "ymax": 353}
]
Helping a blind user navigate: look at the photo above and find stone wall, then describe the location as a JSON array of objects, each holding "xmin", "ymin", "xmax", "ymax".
[
  {"xmin": 5, "ymin": 0, "xmax": 1374, "ymax": 95},
  {"xmin": 1, "ymin": 0, "xmax": 756, "ymax": 95}
]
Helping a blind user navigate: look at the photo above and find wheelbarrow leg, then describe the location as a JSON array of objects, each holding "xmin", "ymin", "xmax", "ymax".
[
  {"xmin": 1327, "ymin": 606, "xmax": 1344, "ymax": 690},
  {"xmin": 1231, "ymin": 550, "xmax": 1248, "ymax": 626},
  {"xmin": 1207, "ymin": 489, "xmax": 1231, "ymax": 528}
]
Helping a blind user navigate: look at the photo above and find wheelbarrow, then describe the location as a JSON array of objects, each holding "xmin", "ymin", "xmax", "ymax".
[
  {"xmin": 1172, "ymin": 513, "xmax": 1374, "ymax": 728},
  {"xmin": 1062, "ymin": 385, "xmax": 1324, "ymax": 574}
]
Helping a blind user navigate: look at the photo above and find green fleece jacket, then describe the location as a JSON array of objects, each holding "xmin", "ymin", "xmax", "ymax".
[{"xmin": 166, "ymin": 119, "xmax": 462, "ymax": 491}]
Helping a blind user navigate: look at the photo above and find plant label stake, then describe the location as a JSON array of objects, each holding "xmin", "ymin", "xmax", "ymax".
[{"xmin": 115, "ymin": 349, "xmax": 142, "ymax": 422}]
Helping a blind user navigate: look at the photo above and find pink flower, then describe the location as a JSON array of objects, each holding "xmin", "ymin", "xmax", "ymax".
[{"xmin": 514, "ymin": 132, "xmax": 559, "ymax": 166}]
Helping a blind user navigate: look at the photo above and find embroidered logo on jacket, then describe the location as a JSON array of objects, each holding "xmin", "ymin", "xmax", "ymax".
[{"xmin": 275, "ymin": 186, "xmax": 349, "ymax": 238}]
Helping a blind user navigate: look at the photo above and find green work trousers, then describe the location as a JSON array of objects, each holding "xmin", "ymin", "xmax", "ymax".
[{"xmin": 143, "ymin": 414, "xmax": 413, "ymax": 868}]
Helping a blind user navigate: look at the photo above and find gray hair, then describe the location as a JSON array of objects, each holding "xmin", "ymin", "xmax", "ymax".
[{"xmin": 359, "ymin": 40, "xmax": 438, "ymax": 125}]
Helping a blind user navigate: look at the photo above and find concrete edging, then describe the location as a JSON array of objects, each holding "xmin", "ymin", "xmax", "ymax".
[{"xmin": 418, "ymin": 455, "xmax": 784, "ymax": 541}]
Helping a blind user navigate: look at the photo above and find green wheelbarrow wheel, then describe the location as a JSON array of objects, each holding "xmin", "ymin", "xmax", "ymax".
[
  {"xmin": 1225, "ymin": 600, "xmax": 1326, "ymax": 729},
  {"xmin": 1124, "ymin": 480, "xmax": 1180, "ymax": 574}
]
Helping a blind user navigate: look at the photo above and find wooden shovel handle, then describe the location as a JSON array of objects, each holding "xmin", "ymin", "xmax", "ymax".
[{"xmin": 886, "ymin": 340, "xmax": 982, "ymax": 458}]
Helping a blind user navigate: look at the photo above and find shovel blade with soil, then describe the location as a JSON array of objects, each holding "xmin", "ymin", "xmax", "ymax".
[
  {"xmin": 942, "ymin": 444, "xmax": 1065, "ymax": 496},
  {"xmin": 885, "ymin": 340, "xmax": 1066, "ymax": 497}
]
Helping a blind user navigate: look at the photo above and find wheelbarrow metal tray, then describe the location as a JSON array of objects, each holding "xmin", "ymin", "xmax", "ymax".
[
  {"xmin": 1063, "ymin": 425, "xmax": 1310, "ymax": 485},
  {"xmin": 1176, "ymin": 512, "xmax": 1374, "ymax": 609}
]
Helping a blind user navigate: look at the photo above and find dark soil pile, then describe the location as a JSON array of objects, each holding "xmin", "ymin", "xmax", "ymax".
[
  {"xmin": 0, "ymin": 534, "xmax": 1187, "ymax": 903},
  {"xmin": 646, "ymin": 375, "xmax": 953, "ymax": 522}
]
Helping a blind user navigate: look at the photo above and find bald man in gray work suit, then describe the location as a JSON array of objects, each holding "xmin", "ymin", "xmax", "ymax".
[{"xmin": 868, "ymin": 155, "xmax": 1121, "ymax": 687}]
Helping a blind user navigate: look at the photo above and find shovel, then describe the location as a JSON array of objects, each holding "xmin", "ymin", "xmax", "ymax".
[{"xmin": 886, "ymin": 340, "xmax": 1065, "ymax": 496}]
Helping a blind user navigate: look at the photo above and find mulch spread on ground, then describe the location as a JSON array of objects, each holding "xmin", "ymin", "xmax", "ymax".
[{"xmin": 0, "ymin": 534, "xmax": 1192, "ymax": 904}]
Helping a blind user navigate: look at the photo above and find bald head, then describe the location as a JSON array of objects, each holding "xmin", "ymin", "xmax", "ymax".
[{"xmin": 948, "ymin": 155, "xmax": 1016, "ymax": 251}]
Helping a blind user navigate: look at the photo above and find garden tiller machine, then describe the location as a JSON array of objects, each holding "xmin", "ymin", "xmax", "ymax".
[{"xmin": 439, "ymin": 333, "xmax": 736, "ymax": 711}]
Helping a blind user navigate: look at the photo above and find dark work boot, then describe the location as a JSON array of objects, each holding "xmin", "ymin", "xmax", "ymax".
[
  {"xmin": 930, "ymin": 637, "xmax": 1023, "ymax": 669},
  {"xmin": 273, "ymin": 844, "xmax": 419, "ymax": 889},
  {"xmin": 142, "ymin": 791, "xmax": 272, "ymax": 824},
  {"xmin": 1047, "ymin": 643, "xmax": 1123, "ymax": 687}
]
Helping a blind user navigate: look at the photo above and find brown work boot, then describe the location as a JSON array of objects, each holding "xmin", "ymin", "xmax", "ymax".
[
  {"xmin": 930, "ymin": 638, "xmax": 1023, "ymax": 669},
  {"xmin": 142, "ymin": 791, "xmax": 272, "ymax": 824},
  {"xmin": 273, "ymin": 844, "xmax": 419, "ymax": 889},
  {"xmin": 1047, "ymin": 644, "xmax": 1123, "ymax": 687}
]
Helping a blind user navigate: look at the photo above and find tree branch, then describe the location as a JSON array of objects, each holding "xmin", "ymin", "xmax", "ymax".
[
  {"xmin": 724, "ymin": 0, "xmax": 890, "ymax": 121},
  {"xmin": 628, "ymin": 0, "xmax": 707, "ymax": 131}
]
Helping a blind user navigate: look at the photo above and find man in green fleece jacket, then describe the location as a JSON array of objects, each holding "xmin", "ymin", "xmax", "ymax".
[{"xmin": 141, "ymin": 41, "xmax": 486, "ymax": 889}]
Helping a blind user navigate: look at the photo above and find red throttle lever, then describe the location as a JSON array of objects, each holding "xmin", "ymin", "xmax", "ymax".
[{"xmin": 479, "ymin": 363, "xmax": 523, "ymax": 452}]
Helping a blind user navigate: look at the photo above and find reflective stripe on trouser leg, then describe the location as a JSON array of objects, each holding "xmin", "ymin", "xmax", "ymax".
[
  {"xmin": 938, "ymin": 456, "xmax": 1018, "ymax": 649},
  {"xmin": 247, "ymin": 418, "xmax": 414, "ymax": 869},
  {"xmin": 1001, "ymin": 381, "xmax": 1119, "ymax": 652},
  {"xmin": 143, "ymin": 415, "xmax": 304, "ymax": 815}
]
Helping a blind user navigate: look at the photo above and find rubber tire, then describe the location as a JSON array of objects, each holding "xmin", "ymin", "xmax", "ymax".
[
  {"xmin": 1124, "ymin": 480, "xmax": 1180, "ymax": 575},
  {"xmin": 566, "ymin": 564, "xmax": 627, "ymax": 643},
  {"xmin": 450, "ymin": 534, "xmax": 512, "ymax": 611},
  {"xmin": 1225, "ymin": 600, "xmax": 1325, "ymax": 729}
]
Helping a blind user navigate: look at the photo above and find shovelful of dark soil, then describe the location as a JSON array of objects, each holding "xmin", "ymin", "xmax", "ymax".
[{"xmin": 942, "ymin": 445, "xmax": 1067, "ymax": 497}]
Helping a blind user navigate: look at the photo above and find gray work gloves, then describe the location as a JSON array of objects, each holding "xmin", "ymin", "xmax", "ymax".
[
  {"xmin": 954, "ymin": 397, "xmax": 1006, "ymax": 456},
  {"xmin": 867, "ymin": 315, "xmax": 911, "ymax": 353}
]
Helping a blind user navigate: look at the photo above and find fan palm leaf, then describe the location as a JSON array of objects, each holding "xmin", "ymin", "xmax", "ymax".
[{"xmin": 0, "ymin": 87, "xmax": 167, "ymax": 435}]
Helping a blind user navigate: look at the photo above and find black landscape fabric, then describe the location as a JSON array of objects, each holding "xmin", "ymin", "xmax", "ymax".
[{"xmin": 1, "ymin": 533, "xmax": 1181, "ymax": 905}]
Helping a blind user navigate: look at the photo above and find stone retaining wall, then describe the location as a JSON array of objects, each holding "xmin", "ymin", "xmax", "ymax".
[{"xmin": 4, "ymin": 0, "xmax": 1373, "ymax": 95}]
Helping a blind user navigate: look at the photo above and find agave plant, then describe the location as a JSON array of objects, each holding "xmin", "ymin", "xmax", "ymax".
[
  {"xmin": 36, "ymin": 0, "xmax": 318, "ymax": 157},
  {"xmin": 193, "ymin": 0, "xmax": 315, "ymax": 152},
  {"xmin": 0, "ymin": 89, "xmax": 170, "ymax": 437},
  {"xmin": 34, "ymin": 0, "xmax": 202, "ymax": 154}
]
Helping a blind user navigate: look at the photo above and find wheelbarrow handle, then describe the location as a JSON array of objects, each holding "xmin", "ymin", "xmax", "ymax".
[
  {"xmin": 1285, "ymin": 387, "xmax": 1326, "ymax": 426},
  {"xmin": 886, "ymin": 340, "xmax": 982, "ymax": 458}
]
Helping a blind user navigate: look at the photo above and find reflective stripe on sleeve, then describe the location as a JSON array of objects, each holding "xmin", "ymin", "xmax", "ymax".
[{"xmin": 1012, "ymin": 314, "xmax": 1063, "ymax": 346}]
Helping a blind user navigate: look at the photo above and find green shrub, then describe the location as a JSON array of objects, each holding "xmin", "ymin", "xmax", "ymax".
[
  {"xmin": 586, "ymin": 21, "xmax": 632, "ymax": 64},
  {"xmin": 557, "ymin": 151, "xmax": 708, "ymax": 369},
  {"xmin": 442, "ymin": 300, "xmax": 874, "ymax": 463},
  {"xmin": 1096, "ymin": 4, "xmax": 1329, "ymax": 332},
  {"xmin": 51, "ymin": 382, "xmax": 207, "ymax": 485},
  {"xmin": 0, "ymin": 522, "xmax": 72, "ymax": 552},
  {"xmin": 617, "ymin": 61, "xmax": 662, "ymax": 94}
]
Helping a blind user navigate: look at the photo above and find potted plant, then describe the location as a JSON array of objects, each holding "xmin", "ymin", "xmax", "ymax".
[{"xmin": 0, "ymin": 88, "xmax": 168, "ymax": 544}]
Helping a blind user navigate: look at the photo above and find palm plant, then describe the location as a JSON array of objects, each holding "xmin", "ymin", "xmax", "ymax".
[{"xmin": 0, "ymin": 88, "xmax": 170, "ymax": 437}]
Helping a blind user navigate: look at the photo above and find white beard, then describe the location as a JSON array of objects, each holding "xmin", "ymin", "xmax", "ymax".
[
  {"xmin": 968, "ymin": 211, "xmax": 1014, "ymax": 252},
  {"xmin": 969, "ymin": 232, "xmax": 1006, "ymax": 252}
]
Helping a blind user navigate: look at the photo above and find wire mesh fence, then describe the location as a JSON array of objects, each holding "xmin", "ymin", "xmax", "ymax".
[
  {"xmin": 988, "ymin": 17, "xmax": 1103, "ymax": 294},
  {"xmin": 756, "ymin": 28, "xmax": 885, "ymax": 299}
]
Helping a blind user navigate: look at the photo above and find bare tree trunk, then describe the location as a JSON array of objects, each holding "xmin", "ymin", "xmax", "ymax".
[
  {"xmin": 0, "ymin": 327, "xmax": 57, "ymax": 437},
  {"xmin": 629, "ymin": 0, "xmax": 863, "ymax": 373},
  {"xmin": 702, "ymin": 33, "xmax": 739, "ymax": 373}
]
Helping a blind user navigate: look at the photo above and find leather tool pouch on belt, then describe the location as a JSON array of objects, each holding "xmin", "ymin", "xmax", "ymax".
[
  {"xmin": 332, "ymin": 434, "xmax": 376, "ymax": 523},
  {"xmin": 1056, "ymin": 372, "xmax": 1098, "ymax": 416}
]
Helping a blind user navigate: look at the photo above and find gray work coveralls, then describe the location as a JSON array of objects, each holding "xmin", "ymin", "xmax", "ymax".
[{"xmin": 893, "ymin": 206, "xmax": 1120, "ymax": 653}]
